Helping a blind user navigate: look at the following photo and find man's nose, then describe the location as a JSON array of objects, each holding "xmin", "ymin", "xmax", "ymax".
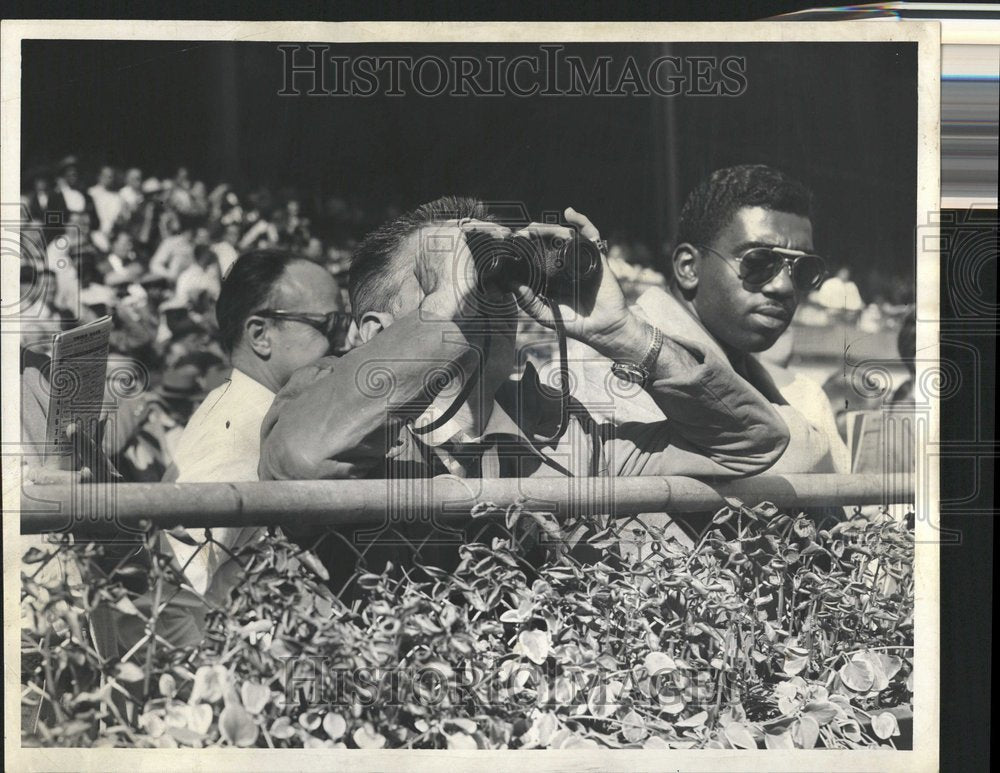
[{"xmin": 761, "ymin": 260, "xmax": 796, "ymax": 296}]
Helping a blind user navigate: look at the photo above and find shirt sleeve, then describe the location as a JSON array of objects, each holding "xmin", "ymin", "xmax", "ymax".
[
  {"xmin": 607, "ymin": 335, "xmax": 790, "ymax": 477},
  {"xmin": 258, "ymin": 311, "xmax": 481, "ymax": 480}
]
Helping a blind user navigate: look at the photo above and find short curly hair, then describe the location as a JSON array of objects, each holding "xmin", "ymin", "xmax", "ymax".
[{"xmin": 671, "ymin": 164, "xmax": 813, "ymax": 281}]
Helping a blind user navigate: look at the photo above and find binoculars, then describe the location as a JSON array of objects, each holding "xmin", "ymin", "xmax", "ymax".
[{"xmin": 467, "ymin": 231, "xmax": 603, "ymax": 302}]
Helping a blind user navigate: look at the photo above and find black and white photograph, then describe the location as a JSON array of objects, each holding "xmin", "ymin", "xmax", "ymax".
[{"xmin": 2, "ymin": 20, "xmax": 944, "ymax": 770}]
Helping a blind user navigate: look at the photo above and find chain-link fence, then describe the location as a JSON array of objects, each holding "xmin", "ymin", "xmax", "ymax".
[{"xmin": 21, "ymin": 482, "xmax": 915, "ymax": 750}]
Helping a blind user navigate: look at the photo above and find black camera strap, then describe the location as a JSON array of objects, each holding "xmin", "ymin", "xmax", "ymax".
[
  {"xmin": 409, "ymin": 299, "xmax": 572, "ymax": 449},
  {"xmin": 409, "ymin": 331, "xmax": 493, "ymax": 436}
]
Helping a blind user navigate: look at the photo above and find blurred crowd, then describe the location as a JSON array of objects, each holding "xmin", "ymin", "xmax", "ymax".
[
  {"xmin": 17, "ymin": 156, "xmax": 378, "ymax": 481},
  {"xmin": 18, "ymin": 155, "xmax": 914, "ymax": 483}
]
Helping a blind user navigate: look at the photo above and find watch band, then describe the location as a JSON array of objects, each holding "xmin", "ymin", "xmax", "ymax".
[
  {"xmin": 610, "ymin": 322, "xmax": 663, "ymax": 387},
  {"xmin": 639, "ymin": 323, "xmax": 663, "ymax": 374}
]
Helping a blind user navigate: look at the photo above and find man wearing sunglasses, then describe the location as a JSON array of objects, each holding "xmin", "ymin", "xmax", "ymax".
[
  {"xmin": 627, "ymin": 164, "xmax": 848, "ymax": 474},
  {"xmin": 132, "ymin": 248, "xmax": 347, "ymax": 648}
]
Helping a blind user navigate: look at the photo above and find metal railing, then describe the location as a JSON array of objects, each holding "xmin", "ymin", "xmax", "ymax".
[{"xmin": 20, "ymin": 474, "xmax": 913, "ymax": 535}]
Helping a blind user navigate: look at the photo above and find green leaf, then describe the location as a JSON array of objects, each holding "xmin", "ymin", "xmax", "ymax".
[
  {"xmin": 188, "ymin": 703, "xmax": 213, "ymax": 735},
  {"xmin": 446, "ymin": 731, "xmax": 478, "ymax": 750},
  {"xmin": 802, "ymin": 701, "xmax": 838, "ymax": 726},
  {"xmin": 22, "ymin": 547, "xmax": 50, "ymax": 563},
  {"xmin": 783, "ymin": 647, "xmax": 810, "ymax": 676},
  {"xmin": 658, "ymin": 689, "xmax": 685, "ymax": 715},
  {"xmin": 158, "ymin": 673, "xmax": 177, "ymax": 699},
  {"xmin": 269, "ymin": 716, "xmax": 296, "ymax": 740}
]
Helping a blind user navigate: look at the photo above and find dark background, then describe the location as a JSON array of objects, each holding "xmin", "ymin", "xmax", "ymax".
[{"xmin": 21, "ymin": 40, "xmax": 917, "ymax": 283}]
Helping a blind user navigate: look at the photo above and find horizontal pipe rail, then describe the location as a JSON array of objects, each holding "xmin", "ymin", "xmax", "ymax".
[{"xmin": 19, "ymin": 474, "xmax": 913, "ymax": 536}]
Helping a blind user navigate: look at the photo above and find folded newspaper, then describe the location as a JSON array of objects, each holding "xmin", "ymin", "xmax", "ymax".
[{"xmin": 43, "ymin": 315, "xmax": 112, "ymax": 470}]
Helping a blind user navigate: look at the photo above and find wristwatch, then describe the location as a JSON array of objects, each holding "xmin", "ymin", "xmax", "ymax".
[{"xmin": 611, "ymin": 323, "xmax": 663, "ymax": 387}]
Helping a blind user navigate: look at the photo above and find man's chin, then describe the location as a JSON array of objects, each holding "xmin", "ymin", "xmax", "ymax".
[{"xmin": 740, "ymin": 327, "xmax": 787, "ymax": 354}]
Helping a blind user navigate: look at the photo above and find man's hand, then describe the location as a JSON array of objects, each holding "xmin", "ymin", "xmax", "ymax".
[
  {"xmin": 24, "ymin": 421, "xmax": 95, "ymax": 485},
  {"xmin": 511, "ymin": 208, "xmax": 649, "ymax": 360},
  {"xmin": 416, "ymin": 219, "xmax": 512, "ymax": 320}
]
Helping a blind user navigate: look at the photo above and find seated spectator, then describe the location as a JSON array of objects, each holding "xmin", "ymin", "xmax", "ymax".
[
  {"xmin": 211, "ymin": 222, "xmax": 242, "ymax": 276},
  {"xmin": 19, "ymin": 265, "xmax": 71, "ymax": 353},
  {"xmin": 638, "ymin": 165, "xmax": 848, "ymax": 473},
  {"xmin": 148, "ymin": 214, "xmax": 209, "ymax": 283},
  {"xmin": 119, "ymin": 167, "xmax": 144, "ymax": 218},
  {"xmin": 53, "ymin": 156, "xmax": 96, "ymax": 224},
  {"xmin": 121, "ymin": 250, "xmax": 345, "ymax": 647},
  {"xmin": 88, "ymin": 165, "xmax": 124, "ymax": 237},
  {"xmin": 101, "ymin": 230, "xmax": 143, "ymax": 285},
  {"xmin": 24, "ymin": 172, "xmax": 67, "ymax": 225},
  {"xmin": 104, "ymin": 361, "xmax": 205, "ymax": 482},
  {"xmin": 174, "ymin": 243, "xmax": 222, "ymax": 308}
]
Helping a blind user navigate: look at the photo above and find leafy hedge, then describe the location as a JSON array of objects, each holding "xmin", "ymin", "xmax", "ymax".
[{"xmin": 21, "ymin": 500, "xmax": 914, "ymax": 750}]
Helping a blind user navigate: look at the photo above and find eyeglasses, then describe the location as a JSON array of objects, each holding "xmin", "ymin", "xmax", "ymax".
[
  {"xmin": 254, "ymin": 308, "xmax": 352, "ymax": 354},
  {"xmin": 696, "ymin": 244, "xmax": 828, "ymax": 292}
]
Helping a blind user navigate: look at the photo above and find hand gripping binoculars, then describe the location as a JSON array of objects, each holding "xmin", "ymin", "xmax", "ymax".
[{"xmin": 467, "ymin": 230, "xmax": 603, "ymax": 303}]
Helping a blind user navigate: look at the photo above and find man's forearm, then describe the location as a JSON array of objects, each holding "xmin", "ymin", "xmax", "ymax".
[
  {"xmin": 588, "ymin": 311, "xmax": 788, "ymax": 470},
  {"xmin": 258, "ymin": 311, "xmax": 481, "ymax": 480}
]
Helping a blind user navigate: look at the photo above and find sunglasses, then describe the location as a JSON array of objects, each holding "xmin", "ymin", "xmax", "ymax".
[
  {"xmin": 697, "ymin": 244, "xmax": 828, "ymax": 292},
  {"xmin": 254, "ymin": 309, "xmax": 352, "ymax": 354}
]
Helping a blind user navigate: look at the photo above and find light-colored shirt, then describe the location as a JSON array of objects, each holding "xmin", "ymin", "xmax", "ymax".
[
  {"xmin": 167, "ymin": 368, "xmax": 275, "ymax": 601},
  {"xmin": 149, "ymin": 233, "xmax": 194, "ymax": 282},
  {"xmin": 46, "ymin": 239, "xmax": 80, "ymax": 313},
  {"xmin": 174, "ymin": 262, "xmax": 222, "ymax": 307},
  {"xmin": 88, "ymin": 184, "xmax": 123, "ymax": 234}
]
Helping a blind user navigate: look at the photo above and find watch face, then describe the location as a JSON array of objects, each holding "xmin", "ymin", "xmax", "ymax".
[{"xmin": 612, "ymin": 362, "xmax": 646, "ymax": 384}]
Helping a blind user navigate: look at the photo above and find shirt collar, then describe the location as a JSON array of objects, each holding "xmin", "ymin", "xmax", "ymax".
[{"xmin": 229, "ymin": 367, "xmax": 277, "ymax": 400}]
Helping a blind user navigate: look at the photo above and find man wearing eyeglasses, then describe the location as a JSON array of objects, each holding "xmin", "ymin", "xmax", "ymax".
[
  {"xmin": 627, "ymin": 164, "xmax": 848, "ymax": 474},
  {"xmin": 132, "ymin": 248, "xmax": 348, "ymax": 647}
]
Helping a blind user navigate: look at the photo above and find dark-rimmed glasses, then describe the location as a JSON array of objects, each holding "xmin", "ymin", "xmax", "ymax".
[
  {"xmin": 696, "ymin": 244, "xmax": 828, "ymax": 292},
  {"xmin": 254, "ymin": 309, "xmax": 352, "ymax": 354}
]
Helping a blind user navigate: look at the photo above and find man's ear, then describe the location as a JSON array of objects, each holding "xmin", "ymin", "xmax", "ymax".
[
  {"xmin": 244, "ymin": 315, "xmax": 272, "ymax": 358},
  {"xmin": 358, "ymin": 311, "xmax": 394, "ymax": 344},
  {"xmin": 672, "ymin": 243, "xmax": 700, "ymax": 292}
]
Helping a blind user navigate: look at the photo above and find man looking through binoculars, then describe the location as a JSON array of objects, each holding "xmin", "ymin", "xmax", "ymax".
[{"xmin": 259, "ymin": 195, "xmax": 799, "ymax": 482}]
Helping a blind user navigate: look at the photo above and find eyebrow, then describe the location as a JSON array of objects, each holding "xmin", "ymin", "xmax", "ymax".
[{"xmin": 731, "ymin": 240, "xmax": 781, "ymax": 252}]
